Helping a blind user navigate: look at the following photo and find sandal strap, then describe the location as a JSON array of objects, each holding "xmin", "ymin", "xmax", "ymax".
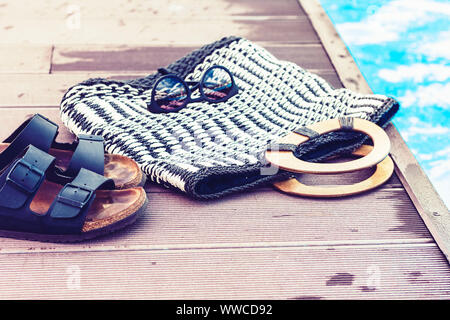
[
  {"xmin": 46, "ymin": 168, "xmax": 114, "ymax": 234},
  {"xmin": 266, "ymin": 126, "xmax": 321, "ymax": 153},
  {"xmin": 0, "ymin": 145, "xmax": 55, "ymax": 209},
  {"xmin": 0, "ymin": 114, "xmax": 58, "ymax": 169},
  {"xmin": 293, "ymin": 126, "xmax": 320, "ymax": 138},
  {"xmin": 64, "ymin": 134, "xmax": 105, "ymax": 176},
  {"xmin": 1, "ymin": 113, "xmax": 106, "ymax": 178}
]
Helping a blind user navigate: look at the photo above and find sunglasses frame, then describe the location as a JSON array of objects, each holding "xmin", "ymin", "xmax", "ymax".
[{"xmin": 148, "ymin": 65, "xmax": 238, "ymax": 113}]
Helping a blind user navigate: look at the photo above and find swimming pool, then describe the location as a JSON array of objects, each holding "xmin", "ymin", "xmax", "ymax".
[{"xmin": 319, "ymin": 0, "xmax": 450, "ymax": 208}]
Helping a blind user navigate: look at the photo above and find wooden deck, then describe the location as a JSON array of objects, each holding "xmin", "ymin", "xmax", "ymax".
[{"xmin": 0, "ymin": 0, "xmax": 449, "ymax": 299}]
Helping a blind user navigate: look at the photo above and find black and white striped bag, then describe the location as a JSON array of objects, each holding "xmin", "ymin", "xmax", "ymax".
[{"xmin": 60, "ymin": 36, "xmax": 399, "ymax": 199}]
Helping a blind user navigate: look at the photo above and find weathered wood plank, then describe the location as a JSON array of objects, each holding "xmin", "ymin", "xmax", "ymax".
[
  {"xmin": 0, "ymin": 108, "xmax": 75, "ymax": 143},
  {"xmin": 73, "ymin": 188, "xmax": 432, "ymax": 245},
  {"xmin": 387, "ymin": 124, "xmax": 450, "ymax": 261},
  {"xmin": 0, "ymin": 0, "xmax": 305, "ymax": 22},
  {"xmin": 0, "ymin": 73, "xmax": 121, "ymax": 108},
  {"xmin": 0, "ymin": 45, "xmax": 52, "ymax": 73},
  {"xmin": 144, "ymin": 171, "xmax": 403, "ymax": 192},
  {"xmin": 221, "ymin": 0, "xmax": 306, "ymax": 16},
  {"xmin": 52, "ymin": 44, "xmax": 334, "ymax": 72},
  {"xmin": 297, "ymin": 0, "xmax": 370, "ymax": 93},
  {"xmin": 0, "ymin": 245, "xmax": 448, "ymax": 299},
  {"xmin": 0, "ymin": 181, "xmax": 432, "ymax": 251},
  {"xmin": 0, "ymin": 71, "xmax": 342, "ymax": 107},
  {"xmin": 0, "ymin": 17, "xmax": 318, "ymax": 45},
  {"xmin": 0, "ymin": 0, "xmax": 307, "ymax": 45},
  {"xmin": 298, "ymin": 0, "xmax": 450, "ymax": 263}
]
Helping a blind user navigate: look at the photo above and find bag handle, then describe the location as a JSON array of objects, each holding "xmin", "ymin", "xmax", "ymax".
[
  {"xmin": 265, "ymin": 118, "xmax": 391, "ymax": 174},
  {"xmin": 272, "ymin": 145, "xmax": 394, "ymax": 198}
]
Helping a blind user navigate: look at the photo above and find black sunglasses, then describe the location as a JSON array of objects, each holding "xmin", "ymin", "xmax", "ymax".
[{"xmin": 148, "ymin": 65, "xmax": 238, "ymax": 113}]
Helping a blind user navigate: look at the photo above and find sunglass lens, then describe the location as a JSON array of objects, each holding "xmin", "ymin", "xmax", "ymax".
[
  {"xmin": 154, "ymin": 76, "xmax": 188, "ymax": 111},
  {"xmin": 202, "ymin": 67, "xmax": 234, "ymax": 101}
]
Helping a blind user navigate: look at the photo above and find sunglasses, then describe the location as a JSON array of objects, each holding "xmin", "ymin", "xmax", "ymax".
[{"xmin": 148, "ymin": 65, "xmax": 238, "ymax": 113}]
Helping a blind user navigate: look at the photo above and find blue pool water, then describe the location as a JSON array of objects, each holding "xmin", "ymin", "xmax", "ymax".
[{"xmin": 319, "ymin": 0, "xmax": 450, "ymax": 208}]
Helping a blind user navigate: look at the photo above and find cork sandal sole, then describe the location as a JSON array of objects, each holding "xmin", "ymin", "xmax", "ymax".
[
  {"xmin": 0, "ymin": 181, "xmax": 148, "ymax": 242},
  {"xmin": 0, "ymin": 144, "xmax": 146, "ymax": 189}
]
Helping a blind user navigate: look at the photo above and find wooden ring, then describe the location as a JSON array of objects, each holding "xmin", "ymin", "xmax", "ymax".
[
  {"xmin": 273, "ymin": 145, "xmax": 394, "ymax": 198},
  {"xmin": 265, "ymin": 118, "xmax": 391, "ymax": 174}
]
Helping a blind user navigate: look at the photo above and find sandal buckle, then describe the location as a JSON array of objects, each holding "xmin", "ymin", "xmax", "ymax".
[
  {"xmin": 56, "ymin": 184, "xmax": 93, "ymax": 209},
  {"xmin": 6, "ymin": 159, "xmax": 44, "ymax": 194}
]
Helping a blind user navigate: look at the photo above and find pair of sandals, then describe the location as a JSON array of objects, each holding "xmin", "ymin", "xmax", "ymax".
[{"xmin": 0, "ymin": 114, "xmax": 148, "ymax": 242}]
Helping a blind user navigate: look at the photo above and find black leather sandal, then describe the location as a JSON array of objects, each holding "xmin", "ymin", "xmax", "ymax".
[
  {"xmin": 0, "ymin": 114, "xmax": 146, "ymax": 189},
  {"xmin": 0, "ymin": 145, "xmax": 148, "ymax": 242}
]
